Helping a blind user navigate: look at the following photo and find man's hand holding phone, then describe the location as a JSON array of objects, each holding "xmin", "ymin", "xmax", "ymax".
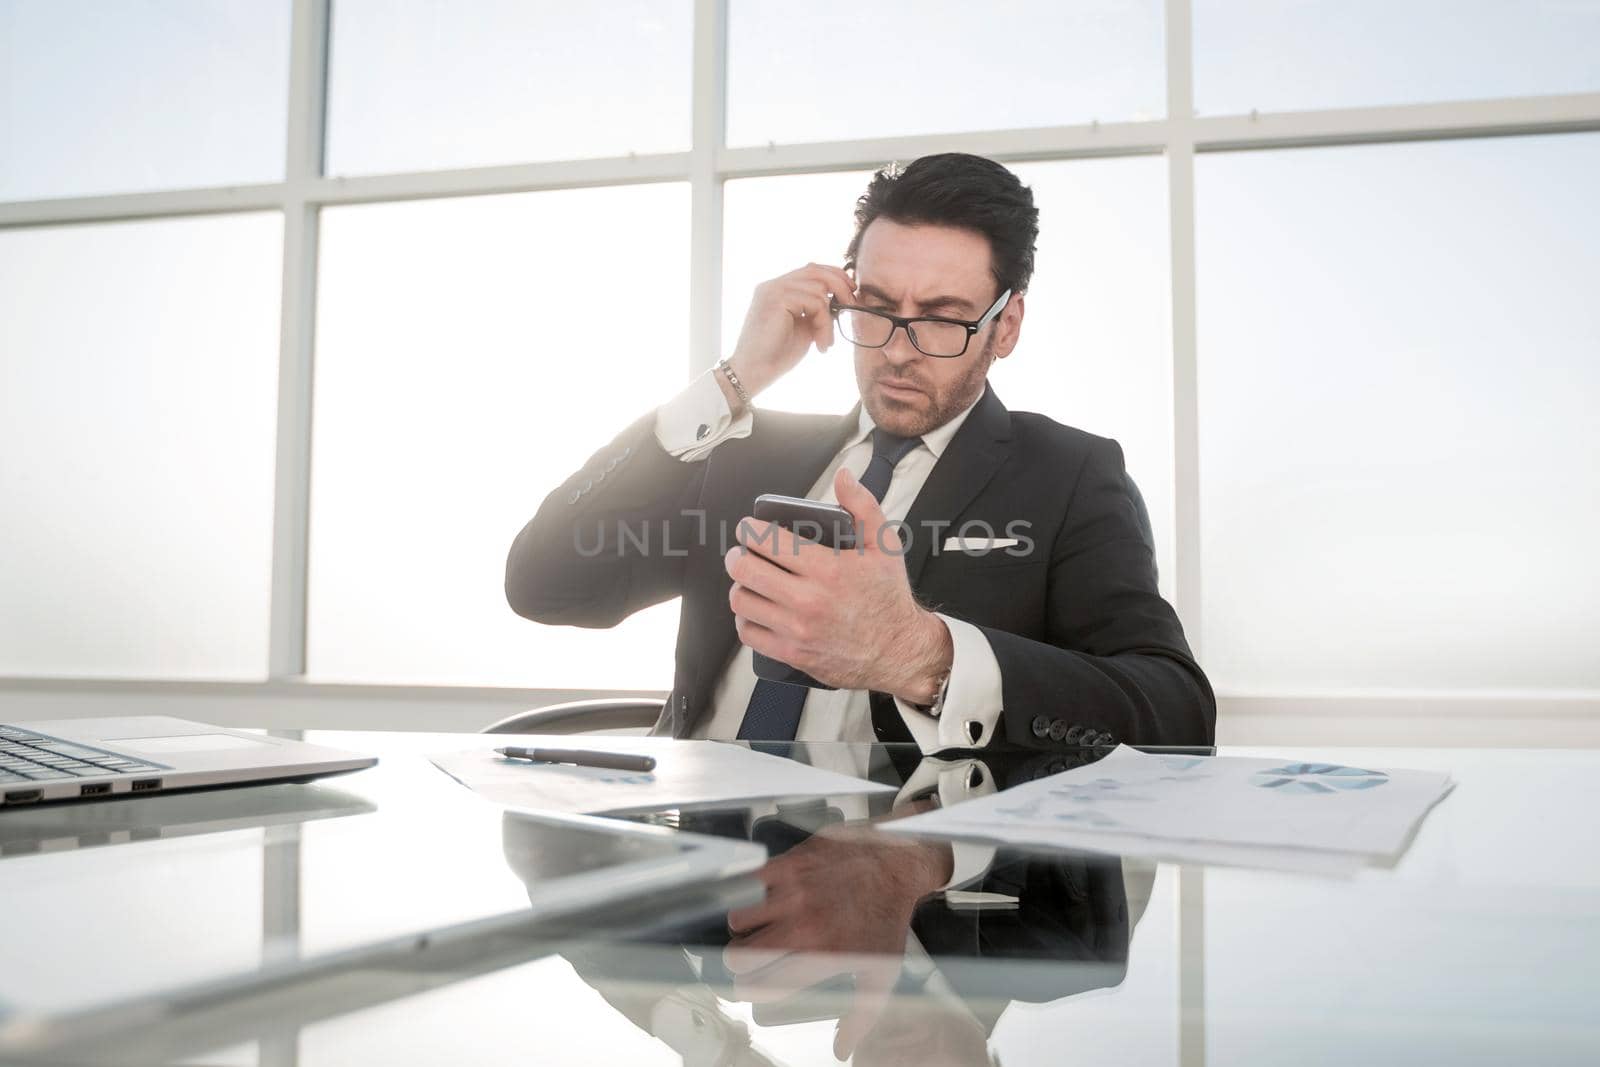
[
  {"xmin": 724, "ymin": 467, "xmax": 953, "ymax": 706},
  {"xmin": 720, "ymin": 263, "xmax": 857, "ymax": 409}
]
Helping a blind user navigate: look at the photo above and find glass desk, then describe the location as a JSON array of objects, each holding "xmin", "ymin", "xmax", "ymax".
[{"xmin": 0, "ymin": 733, "xmax": 1596, "ymax": 1066}]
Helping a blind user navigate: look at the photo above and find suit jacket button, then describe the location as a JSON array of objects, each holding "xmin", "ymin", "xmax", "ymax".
[
  {"xmin": 1064, "ymin": 724, "xmax": 1085, "ymax": 744},
  {"xmin": 1048, "ymin": 720, "xmax": 1068, "ymax": 742},
  {"xmin": 1030, "ymin": 714, "xmax": 1050, "ymax": 739}
]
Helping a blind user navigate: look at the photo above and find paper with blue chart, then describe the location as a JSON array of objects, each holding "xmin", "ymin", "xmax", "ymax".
[
  {"xmin": 884, "ymin": 745, "xmax": 1454, "ymax": 873},
  {"xmin": 430, "ymin": 736, "xmax": 893, "ymax": 816}
]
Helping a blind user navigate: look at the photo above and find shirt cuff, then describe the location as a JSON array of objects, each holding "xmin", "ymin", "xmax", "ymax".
[
  {"xmin": 894, "ymin": 615, "xmax": 1004, "ymax": 753},
  {"xmin": 653, "ymin": 368, "xmax": 754, "ymax": 461},
  {"xmin": 894, "ymin": 756, "xmax": 999, "ymax": 892}
]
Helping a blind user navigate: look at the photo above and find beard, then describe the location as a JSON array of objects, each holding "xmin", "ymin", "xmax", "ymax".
[{"xmin": 857, "ymin": 332, "xmax": 997, "ymax": 438}]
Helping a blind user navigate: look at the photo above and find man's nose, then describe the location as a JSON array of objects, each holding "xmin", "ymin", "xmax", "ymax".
[{"xmin": 881, "ymin": 324, "xmax": 923, "ymax": 367}]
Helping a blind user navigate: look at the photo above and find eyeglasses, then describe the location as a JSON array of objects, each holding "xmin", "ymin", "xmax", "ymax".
[{"xmin": 830, "ymin": 288, "xmax": 1012, "ymax": 359}]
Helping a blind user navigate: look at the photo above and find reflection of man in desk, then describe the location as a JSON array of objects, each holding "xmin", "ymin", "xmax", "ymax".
[
  {"xmin": 561, "ymin": 845, "xmax": 1145, "ymax": 1066},
  {"xmin": 529, "ymin": 753, "xmax": 1151, "ymax": 1065},
  {"xmin": 506, "ymin": 152, "xmax": 1213, "ymax": 752}
]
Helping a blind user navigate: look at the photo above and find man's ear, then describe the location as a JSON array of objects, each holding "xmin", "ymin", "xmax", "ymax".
[{"xmin": 993, "ymin": 292, "xmax": 1025, "ymax": 360}]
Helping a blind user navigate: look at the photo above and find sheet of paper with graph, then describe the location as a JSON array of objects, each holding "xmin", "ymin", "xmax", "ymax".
[{"xmin": 884, "ymin": 745, "xmax": 1455, "ymax": 871}]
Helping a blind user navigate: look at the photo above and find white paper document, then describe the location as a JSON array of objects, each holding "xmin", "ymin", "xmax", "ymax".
[
  {"xmin": 884, "ymin": 746, "xmax": 1454, "ymax": 873},
  {"xmin": 430, "ymin": 736, "xmax": 894, "ymax": 816}
]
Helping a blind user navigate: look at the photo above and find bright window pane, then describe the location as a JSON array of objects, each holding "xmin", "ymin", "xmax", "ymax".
[
  {"xmin": 0, "ymin": 0, "xmax": 290, "ymax": 201},
  {"xmin": 722, "ymin": 159, "xmax": 1175, "ymax": 599},
  {"xmin": 0, "ymin": 214, "xmax": 284, "ymax": 679},
  {"xmin": 726, "ymin": 0, "xmax": 1165, "ymax": 147},
  {"xmin": 721, "ymin": 170, "xmax": 874, "ymax": 417},
  {"xmin": 325, "ymin": 0, "xmax": 693, "ymax": 176},
  {"xmin": 1195, "ymin": 0, "xmax": 1600, "ymax": 115},
  {"xmin": 1003, "ymin": 158, "xmax": 1174, "ymax": 599},
  {"xmin": 308, "ymin": 184, "xmax": 690, "ymax": 688},
  {"xmin": 1197, "ymin": 133, "xmax": 1600, "ymax": 692}
]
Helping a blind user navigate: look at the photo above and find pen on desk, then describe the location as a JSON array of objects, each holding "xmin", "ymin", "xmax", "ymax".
[{"xmin": 495, "ymin": 746, "xmax": 657, "ymax": 773}]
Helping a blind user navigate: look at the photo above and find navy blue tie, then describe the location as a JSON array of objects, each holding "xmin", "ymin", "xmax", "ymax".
[{"xmin": 736, "ymin": 429, "xmax": 921, "ymax": 741}]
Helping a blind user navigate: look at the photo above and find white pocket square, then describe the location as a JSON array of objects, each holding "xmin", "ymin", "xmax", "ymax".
[{"xmin": 942, "ymin": 537, "xmax": 1020, "ymax": 551}]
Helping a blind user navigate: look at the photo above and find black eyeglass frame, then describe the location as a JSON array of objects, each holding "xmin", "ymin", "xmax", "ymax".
[{"xmin": 829, "ymin": 288, "xmax": 1013, "ymax": 358}]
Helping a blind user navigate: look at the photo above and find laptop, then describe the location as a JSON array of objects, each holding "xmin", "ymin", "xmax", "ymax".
[{"xmin": 0, "ymin": 716, "xmax": 376, "ymax": 806}]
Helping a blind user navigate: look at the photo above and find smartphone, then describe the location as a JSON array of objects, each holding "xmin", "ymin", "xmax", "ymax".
[
  {"xmin": 751, "ymin": 493, "xmax": 856, "ymax": 550},
  {"xmin": 747, "ymin": 494, "xmax": 857, "ymax": 689}
]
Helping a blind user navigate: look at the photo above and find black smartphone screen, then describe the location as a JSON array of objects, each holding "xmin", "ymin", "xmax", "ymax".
[{"xmin": 751, "ymin": 493, "xmax": 856, "ymax": 549}]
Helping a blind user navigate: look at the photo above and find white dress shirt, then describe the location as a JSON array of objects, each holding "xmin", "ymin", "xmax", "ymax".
[{"xmin": 653, "ymin": 369, "xmax": 1007, "ymax": 753}]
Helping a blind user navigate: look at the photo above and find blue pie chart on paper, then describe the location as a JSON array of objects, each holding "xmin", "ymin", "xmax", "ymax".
[{"xmin": 1252, "ymin": 763, "xmax": 1389, "ymax": 794}]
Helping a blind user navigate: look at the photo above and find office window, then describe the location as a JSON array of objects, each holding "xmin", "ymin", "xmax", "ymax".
[
  {"xmin": 307, "ymin": 183, "xmax": 690, "ymax": 689},
  {"xmin": 0, "ymin": 0, "xmax": 291, "ymax": 201},
  {"xmin": 722, "ymin": 158, "xmax": 1175, "ymax": 598},
  {"xmin": 725, "ymin": 0, "xmax": 1165, "ymax": 147},
  {"xmin": 1196, "ymin": 133, "xmax": 1600, "ymax": 692},
  {"xmin": 325, "ymin": 0, "xmax": 693, "ymax": 176},
  {"xmin": 1194, "ymin": 0, "xmax": 1600, "ymax": 116},
  {"xmin": 0, "ymin": 214, "xmax": 284, "ymax": 680}
]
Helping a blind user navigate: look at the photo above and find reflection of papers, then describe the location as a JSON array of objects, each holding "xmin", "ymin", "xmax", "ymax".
[
  {"xmin": 430, "ymin": 736, "xmax": 892, "ymax": 816},
  {"xmin": 884, "ymin": 746, "xmax": 1454, "ymax": 875}
]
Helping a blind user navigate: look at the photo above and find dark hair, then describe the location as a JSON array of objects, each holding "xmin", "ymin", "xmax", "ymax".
[{"xmin": 844, "ymin": 153, "xmax": 1039, "ymax": 297}]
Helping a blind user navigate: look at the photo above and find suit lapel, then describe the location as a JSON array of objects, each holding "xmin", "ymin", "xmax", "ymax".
[{"xmin": 900, "ymin": 384, "xmax": 1014, "ymax": 587}]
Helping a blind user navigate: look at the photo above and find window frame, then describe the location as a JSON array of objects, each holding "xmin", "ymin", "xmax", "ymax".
[{"xmin": 1, "ymin": 0, "xmax": 1597, "ymax": 727}]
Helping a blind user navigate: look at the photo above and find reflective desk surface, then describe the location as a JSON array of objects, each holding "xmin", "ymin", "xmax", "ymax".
[{"xmin": 1, "ymin": 732, "xmax": 1597, "ymax": 1066}]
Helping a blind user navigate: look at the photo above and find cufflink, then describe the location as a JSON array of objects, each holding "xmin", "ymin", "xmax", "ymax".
[{"xmin": 696, "ymin": 423, "xmax": 710, "ymax": 440}]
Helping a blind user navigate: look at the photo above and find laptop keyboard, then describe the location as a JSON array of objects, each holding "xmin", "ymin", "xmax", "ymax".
[{"xmin": 0, "ymin": 725, "xmax": 163, "ymax": 784}]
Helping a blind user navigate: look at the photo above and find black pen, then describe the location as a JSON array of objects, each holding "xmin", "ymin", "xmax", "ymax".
[{"xmin": 495, "ymin": 746, "xmax": 657, "ymax": 773}]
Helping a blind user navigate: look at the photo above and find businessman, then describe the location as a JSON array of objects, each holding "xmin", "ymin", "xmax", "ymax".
[{"xmin": 506, "ymin": 152, "xmax": 1214, "ymax": 751}]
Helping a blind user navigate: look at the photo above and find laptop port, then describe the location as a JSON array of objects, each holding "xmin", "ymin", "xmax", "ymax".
[
  {"xmin": 4, "ymin": 789, "xmax": 42, "ymax": 804},
  {"xmin": 80, "ymin": 782, "xmax": 112, "ymax": 797},
  {"xmin": 130, "ymin": 778, "xmax": 162, "ymax": 792}
]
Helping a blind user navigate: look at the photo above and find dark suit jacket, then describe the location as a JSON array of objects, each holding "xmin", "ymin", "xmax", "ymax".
[{"xmin": 505, "ymin": 384, "xmax": 1215, "ymax": 750}]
